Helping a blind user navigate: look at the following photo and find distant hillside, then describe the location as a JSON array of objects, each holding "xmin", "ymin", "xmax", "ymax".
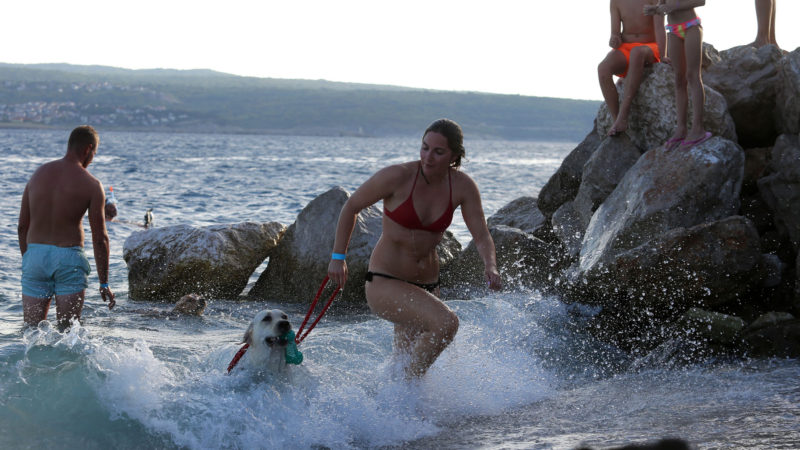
[{"xmin": 0, "ymin": 63, "xmax": 600, "ymax": 140}]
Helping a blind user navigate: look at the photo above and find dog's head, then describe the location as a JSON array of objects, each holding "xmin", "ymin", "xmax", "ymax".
[
  {"xmin": 242, "ymin": 309, "xmax": 292, "ymax": 349},
  {"xmin": 173, "ymin": 294, "xmax": 207, "ymax": 316}
]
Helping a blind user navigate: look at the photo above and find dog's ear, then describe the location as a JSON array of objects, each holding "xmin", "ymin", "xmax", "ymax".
[{"xmin": 242, "ymin": 323, "xmax": 254, "ymax": 345}]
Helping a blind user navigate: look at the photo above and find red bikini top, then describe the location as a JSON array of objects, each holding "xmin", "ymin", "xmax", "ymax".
[{"xmin": 384, "ymin": 164, "xmax": 454, "ymax": 233}]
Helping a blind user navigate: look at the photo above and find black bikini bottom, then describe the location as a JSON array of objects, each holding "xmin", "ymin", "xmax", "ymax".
[{"xmin": 365, "ymin": 271, "xmax": 440, "ymax": 294}]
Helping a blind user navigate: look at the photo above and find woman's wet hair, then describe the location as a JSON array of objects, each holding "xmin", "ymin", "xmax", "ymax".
[{"xmin": 424, "ymin": 118, "xmax": 465, "ymax": 168}]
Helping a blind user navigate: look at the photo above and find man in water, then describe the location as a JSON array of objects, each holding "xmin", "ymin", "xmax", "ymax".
[{"xmin": 18, "ymin": 125, "xmax": 115, "ymax": 330}]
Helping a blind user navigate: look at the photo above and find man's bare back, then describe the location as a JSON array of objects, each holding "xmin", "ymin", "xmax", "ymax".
[
  {"xmin": 18, "ymin": 125, "xmax": 115, "ymax": 329},
  {"xmin": 22, "ymin": 159, "xmax": 102, "ymax": 249}
]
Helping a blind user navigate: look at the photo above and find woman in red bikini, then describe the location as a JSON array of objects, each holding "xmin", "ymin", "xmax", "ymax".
[{"xmin": 328, "ymin": 118, "xmax": 502, "ymax": 378}]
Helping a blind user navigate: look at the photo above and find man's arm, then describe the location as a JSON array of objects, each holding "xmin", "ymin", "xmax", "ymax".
[
  {"xmin": 609, "ymin": 0, "xmax": 623, "ymax": 48},
  {"xmin": 18, "ymin": 184, "xmax": 30, "ymax": 256},
  {"xmin": 654, "ymin": 13, "xmax": 666, "ymax": 59},
  {"xmin": 88, "ymin": 181, "xmax": 115, "ymax": 309}
]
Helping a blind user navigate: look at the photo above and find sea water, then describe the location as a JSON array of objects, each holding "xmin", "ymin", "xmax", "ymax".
[{"xmin": 0, "ymin": 128, "xmax": 798, "ymax": 449}]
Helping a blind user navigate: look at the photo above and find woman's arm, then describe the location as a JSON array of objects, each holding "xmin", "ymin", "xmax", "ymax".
[
  {"xmin": 327, "ymin": 165, "xmax": 405, "ymax": 288},
  {"xmin": 458, "ymin": 174, "xmax": 502, "ymax": 290}
]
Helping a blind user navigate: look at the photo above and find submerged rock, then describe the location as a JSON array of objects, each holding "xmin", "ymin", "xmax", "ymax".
[
  {"xmin": 677, "ymin": 307, "xmax": 746, "ymax": 346},
  {"xmin": 123, "ymin": 222, "xmax": 285, "ymax": 301}
]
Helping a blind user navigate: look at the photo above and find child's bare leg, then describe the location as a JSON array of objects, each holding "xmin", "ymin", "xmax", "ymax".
[
  {"xmin": 753, "ymin": 0, "xmax": 773, "ymax": 47},
  {"xmin": 611, "ymin": 46, "xmax": 657, "ymax": 135},
  {"xmin": 668, "ymin": 35, "xmax": 689, "ymax": 143},
  {"xmin": 769, "ymin": 0, "xmax": 780, "ymax": 47},
  {"xmin": 598, "ymin": 50, "xmax": 628, "ymax": 121},
  {"xmin": 683, "ymin": 27, "xmax": 707, "ymax": 142}
]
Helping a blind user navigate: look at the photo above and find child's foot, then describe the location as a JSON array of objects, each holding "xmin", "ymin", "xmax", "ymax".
[
  {"xmin": 664, "ymin": 136, "xmax": 685, "ymax": 151},
  {"xmin": 608, "ymin": 117, "xmax": 628, "ymax": 137},
  {"xmin": 679, "ymin": 131, "xmax": 712, "ymax": 149}
]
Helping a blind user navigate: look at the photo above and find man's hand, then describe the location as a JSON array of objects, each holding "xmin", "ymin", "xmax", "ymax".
[
  {"xmin": 100, "ymin": 286, "xmax": 115, "ymax": 309},
  {"xmin": 609, "ymin": 34, "xmax": 623, "ymax": 48}
]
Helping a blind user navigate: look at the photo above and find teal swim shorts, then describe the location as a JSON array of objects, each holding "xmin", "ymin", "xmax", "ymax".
[{"xmin": 21, "ymin": 244, "xmax": 90, "ymax": 298}]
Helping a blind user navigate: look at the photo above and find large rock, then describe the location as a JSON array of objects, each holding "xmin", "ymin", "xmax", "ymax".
[
  {"xmin": 442, "ymin": 225, "xmax": 567, "ymax": 293},
  {"xmin": 757, "ymin": 134, "xmax": 800, "ymax": 251},
  {"xmin": 596, "ymin": 63, "xmax": 737, "ymax": 151},
  {"xmin": 123, "ymin": 222, "xmax": 286, "ymax": 301},
  {"xmin": 580, "ymin": 216, "xmax": 765, "ymax": 311},
  {"xmin": 573, "ymin": 134, "xmax": 642, "ymax": 225},
  {"xmin": 777, "ymin": 48, "xmax": 800, "ymax": 134},
  {"xmin": 537, "ymin": 127, "xmax": 602, "ymax": 218},
  {"xmin": 551, "ymin": 201, "xmax": 586, "ymax": 258},
  {"xmin": 487, "ymin": 196, "xmax": 546, "ymax": 235},
  {"xmin": 704, "ymin": 45, "xmax": 784, "ymax": 147},
  {"xmin": 248, "ymin": 186, "xmax": 461, "ymax": 305},
  {"xmin": 579, "ymin": 136, "xmax": 745, "ymax": 274}
]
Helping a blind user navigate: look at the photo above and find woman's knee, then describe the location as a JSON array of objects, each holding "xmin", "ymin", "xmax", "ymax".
[{"xmin": 439, "ymin": 311, "xmax": 459, "ymax": 342}]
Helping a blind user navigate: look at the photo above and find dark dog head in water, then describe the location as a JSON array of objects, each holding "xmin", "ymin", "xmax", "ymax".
[{"xmin": 172, "ymin": 294, "xmax": 206, "ymax": 316}]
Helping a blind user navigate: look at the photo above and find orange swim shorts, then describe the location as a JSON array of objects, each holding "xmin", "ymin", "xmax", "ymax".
[{"xmin": 614, "ymin": 42, "xmax": 661, "ymax": 78}]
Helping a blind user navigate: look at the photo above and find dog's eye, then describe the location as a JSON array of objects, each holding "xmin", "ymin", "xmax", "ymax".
[
  {"xmin": 281, "ymin": 314, "xmax": 288, "ymax": 320},
  {"xmin": 262, "ymin": 315, "xmax": 272, "ymax": 322}
]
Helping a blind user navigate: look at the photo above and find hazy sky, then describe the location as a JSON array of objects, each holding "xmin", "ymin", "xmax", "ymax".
[{"xmin": 3, "ymin": 0, "xmax": 798, "ymax": 100}]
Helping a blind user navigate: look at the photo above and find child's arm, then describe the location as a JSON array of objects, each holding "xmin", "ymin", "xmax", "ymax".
[
  {"xmin": 657, "ymin": 0, "xmax": 705, "ymax": 15},
  {"xmin": 643, "ymin": 0, "xmax": 665, "ymax": 16},
  {"xmin": 609, "ymin": 0, "xmax": 622, "ymax": 48}
]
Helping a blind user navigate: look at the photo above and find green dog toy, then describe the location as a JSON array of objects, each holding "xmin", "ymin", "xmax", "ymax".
[{"xmin": 283, "ymin": 330, "xmax": 303, "ymax": 365}]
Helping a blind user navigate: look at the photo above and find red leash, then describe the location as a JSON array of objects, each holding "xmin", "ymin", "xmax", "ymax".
[
  {"xmin": 295, "ymin": 275, "xmax": 341, "ymax": 344},
  {"xmin": 227, "ymin": 343, "xmax": 249, "ymax": 373},
  {"xmin": 226, "ymin": 276, "xmax": 340, "ymax": 373}
]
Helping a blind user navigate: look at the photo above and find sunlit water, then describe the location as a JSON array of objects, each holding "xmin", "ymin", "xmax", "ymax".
[{"xmin": 0, "ymin": 129, "xmax": 798, "ymax": 449}]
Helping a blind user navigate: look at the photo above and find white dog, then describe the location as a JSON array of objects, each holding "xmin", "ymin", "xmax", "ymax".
[{"xmin": 233, "ymin": 309, "xmax": 294, "ymax": 373}]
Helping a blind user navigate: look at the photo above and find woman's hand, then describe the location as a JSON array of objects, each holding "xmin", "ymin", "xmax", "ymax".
[
  {"xmin": 328, "ymin": 259, "xmax": 347, "ymax": 289},
  {"xmin": 485, "ymin": 267, "xmax": 502, "ymax": 291}
]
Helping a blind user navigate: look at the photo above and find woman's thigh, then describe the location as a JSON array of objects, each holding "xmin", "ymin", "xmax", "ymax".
[{"xmin": 365, "ymin": 276, "xmax": 455, "ymax": 332}]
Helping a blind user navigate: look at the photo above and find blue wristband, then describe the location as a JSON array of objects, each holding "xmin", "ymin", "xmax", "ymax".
[
  {"xmin": 331, "ymin": 252, "xmax": 346, "ymax": 261},
  {"xmin": 100, "ymin": 283, "xmax": 109, "ymax": 289}
]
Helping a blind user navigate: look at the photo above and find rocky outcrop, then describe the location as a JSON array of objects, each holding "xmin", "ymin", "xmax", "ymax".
[
  {"xmin": 538, "ymin": 127, "xmax": 602, "ymax": 218},
  {"xmin": 578, "ymin": 137, "xmax": 745, "ymax": 275},
  {"xmin": 777, "ymin": 48, "xmax": 800, "ymax": 134},
  {"xmin": 704, "ymin": 45, "xmax": 784, "ymax": 147},
  {"xmin": 442, "ymin": 225, "xmax": 567, "ymax": 293},
  {"xmin": 572, "ymin": 134, "xmax": 642, "ymax": 226},
  {"xmin": 514, "ymin": 44, "xmax": 800, "ymax": 358},
  {"xmin": 248, "ymin": 187, "xmax": 461, "ymax": 305},
  {"xmin": 486, "ymin": 196, "xmax": 546, "ymax": 235},
  {"xmin": 579, "ymin": 216, "xmax": 764, "ymax": 312},
  {"xmin": 757, "ymin": 134, "xmax": 800, "ymax": 251},
  {"xmin": 596, "ymin": 63, "xmax": 737, "ymax": 151},
  {"xmin": 123, "ymin": 222, "xmax": 285, "ymax": 301}
]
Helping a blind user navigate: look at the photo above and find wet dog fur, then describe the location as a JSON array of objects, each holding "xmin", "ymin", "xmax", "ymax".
[{"xmin": 236, "ymin": 309, "xmax": 293, "ymax": 373}]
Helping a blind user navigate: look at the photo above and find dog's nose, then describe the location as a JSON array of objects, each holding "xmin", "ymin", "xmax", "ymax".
[{"xmin": 277, "ymin": 320, "xmax": 290, "ymax": 334}]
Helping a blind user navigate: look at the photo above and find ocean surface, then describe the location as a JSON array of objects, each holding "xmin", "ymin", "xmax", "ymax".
[{"xmin": 0, "ymin": 128, "xmax": 798, "ymax": 449}]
